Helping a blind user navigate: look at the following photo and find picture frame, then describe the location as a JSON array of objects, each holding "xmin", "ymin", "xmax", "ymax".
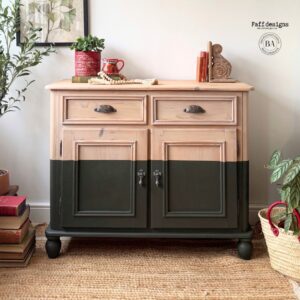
[{"xmin": 17, "ymin": 0, "xmax": 88, "ymax": 47}]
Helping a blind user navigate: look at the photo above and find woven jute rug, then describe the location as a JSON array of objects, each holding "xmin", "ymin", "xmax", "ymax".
[{"xmin": 0, "ymin": 225, "xmax": 297, "ymax": 300}]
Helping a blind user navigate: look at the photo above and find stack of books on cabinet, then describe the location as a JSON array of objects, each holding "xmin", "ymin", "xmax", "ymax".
[{"xmin": 0, "ymin": 195, "xmax": 35, "ymax": 267}]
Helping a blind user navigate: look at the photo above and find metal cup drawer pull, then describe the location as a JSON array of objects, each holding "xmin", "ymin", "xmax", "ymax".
[
  {"xmin": 94, "ymin": 104, "xmax": 117, "ymax": 113},
  {"xmin": 183, "ymin": 105, "xmax": 206, "ymax": 114}
]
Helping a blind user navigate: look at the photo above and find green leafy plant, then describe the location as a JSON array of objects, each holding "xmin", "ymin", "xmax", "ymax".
[
  {"xmin": 267, "ymin": 150, "xmax": 300, "ymax": 234},
  {"xmin": 0, "ymin": 0, "xmax": 54, "ymax": 117},
  {"xmin": 70, "ymin": 34, "xmax": 105, "ymax": 52},
  {"xmin": 27, "ymin": 0, "xmax": 76, "ymax": 43}
]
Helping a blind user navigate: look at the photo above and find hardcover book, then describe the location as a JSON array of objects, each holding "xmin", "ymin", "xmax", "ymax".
[
  {"xmin": 0, "ymin": 195, "xmax": 26, "ymax": 216},
  {"xmin": 72, "ymin": 76, "xmax": 96, "ymax": 83},
  {"xmin": 196, "ymin": 51, "xmax": 208, "ymax": 82},
  {"xmin": 0, "ymin": 206, "xmax": 30, "ymax": 230},
  {"xmin": 0, "ymin": 244, "xmax": 35, "ymax": 267},
  {"xmin": 0, "ymin": 228, "xmax": 35, "ymax": 260},
  {"xmin": 0, "ymin": 218, "xmax": 30, "ymax": 244}
]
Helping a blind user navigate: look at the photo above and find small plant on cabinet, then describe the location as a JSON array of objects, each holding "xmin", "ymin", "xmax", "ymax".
[{"xmin": 70, "ymin": 34, "xmax": 105, "ymax": 77}]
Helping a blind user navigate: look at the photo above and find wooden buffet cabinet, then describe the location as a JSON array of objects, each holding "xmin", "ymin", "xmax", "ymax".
[{"xmin": 45, "ymin": 80, "xmax": 254, "ymax": 259}]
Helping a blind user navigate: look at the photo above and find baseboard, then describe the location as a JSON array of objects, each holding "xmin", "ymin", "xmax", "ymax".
[
  {"xmin": 28, "ymin": 202, "xmax": 50, "ymax": 225},
  {"xmin": 28, "ymin": 203, "xmax": 266, "ymax": 227}
]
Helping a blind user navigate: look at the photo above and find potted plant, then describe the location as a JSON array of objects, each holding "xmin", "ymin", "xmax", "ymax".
[
  {"xmin": 0, "ymin": 0, "xmax": 54, "ymax": 117},
  {"xmin": 259, "ymin": 150, "xmax": 300, "ymax": 281},
  {"xmin": 70, "ymin": 34, "xmax": 105, "ymax": 77},
  {"xmin": 0, "ymin": 170, "xmax": 9, "ymax": 196},
  {"xmin": 0, "ymin": 1, "xmax": 54, "ymax": 192}
]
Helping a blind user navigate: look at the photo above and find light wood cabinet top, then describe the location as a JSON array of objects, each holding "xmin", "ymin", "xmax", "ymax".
[{"xmin": 46, "ymin": 80, "xmax": 254, "ymax": 92}]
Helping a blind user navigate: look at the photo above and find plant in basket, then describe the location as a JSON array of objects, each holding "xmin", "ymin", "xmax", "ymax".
[
  {"xmin": 70, "ymin": 35, "xmax": 105, "ymax": 77},
  {"xmin": 259, "ymin": 150, "xmax": 300, "ymax": 281}
]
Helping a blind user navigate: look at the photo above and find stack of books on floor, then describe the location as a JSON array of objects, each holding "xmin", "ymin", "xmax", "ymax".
[{"xmin": 0, "ymin": 195, "xmax": 35, "ymax": 267}]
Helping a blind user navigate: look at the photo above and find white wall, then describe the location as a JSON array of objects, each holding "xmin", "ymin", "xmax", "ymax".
[{"xmin": 1, "ymin": 0, "xmax": 300, "ymax": 222}]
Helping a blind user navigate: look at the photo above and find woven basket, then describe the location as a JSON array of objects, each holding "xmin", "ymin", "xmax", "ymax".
[{"xmin": 259, "ymin": 206, "xmax": 300, "ymax": 281}]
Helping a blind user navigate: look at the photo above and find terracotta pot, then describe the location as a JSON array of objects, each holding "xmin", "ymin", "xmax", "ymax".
[
  {"xmin": 0, "ymin": 170, "xmax": 9, "ymax": 196},
  {"xmin": 75, "ymin": 51, "xmax": 101, "ymax": 77}
]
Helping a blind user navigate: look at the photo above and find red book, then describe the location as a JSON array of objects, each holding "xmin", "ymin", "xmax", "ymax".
[
  {"xmin": 0, "ymin": 218, "xmax": 30, "ymax": 244},
  {"xmin": 200, "ymin": 51, "xmax": 208, "ymax": 82},
  {"xmin": 203, "ymin": 51, "xmax": 208, "ymax": 82},
  {"xmin": 0, "ymin": 196, "xmax": 26, "ymax": 216}
]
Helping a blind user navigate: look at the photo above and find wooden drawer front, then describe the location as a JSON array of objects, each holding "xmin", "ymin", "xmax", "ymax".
[
  {"xmin": 63, "ymin": 96, "xmax": 147, "ymax": 124},
  {"xmin": 152, "ymin": 95, "xmax": 237, "ymax": 125}
]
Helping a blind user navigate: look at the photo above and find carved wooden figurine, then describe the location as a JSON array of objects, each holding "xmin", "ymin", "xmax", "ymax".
[{"xmin": 208, "ymin": 41, "xmax": 236, "ymax": 83}]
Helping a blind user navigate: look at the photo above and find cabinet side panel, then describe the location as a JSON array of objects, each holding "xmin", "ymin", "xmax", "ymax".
[
  {"xmin": 242, "ymin": 92, "xmax": 249, "ymax": 161},
  {"xmin": 238, "ymin": 161, "xmax": 250, "ymax": 231},
  {"xmin": 50, "ymin": 160, "xmax": 62, "ymax": 229}
]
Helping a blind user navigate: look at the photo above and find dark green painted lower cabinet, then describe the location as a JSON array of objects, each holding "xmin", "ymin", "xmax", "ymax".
[
  {"xmin": 151, "ymin": 161, "xmax": 238, "ymax": 229},
  {"xmin": 61, "ymin": 160, "xmax": 148, "ymax": 229},
  {"xmin": 46, "ymin": 160, "xmax": 252, "ymax": 260}
]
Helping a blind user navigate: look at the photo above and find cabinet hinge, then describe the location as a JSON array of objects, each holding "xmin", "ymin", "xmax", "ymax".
[{"xmin": 59, "ymin": 140, "xmax": 62, "ymax": 157}]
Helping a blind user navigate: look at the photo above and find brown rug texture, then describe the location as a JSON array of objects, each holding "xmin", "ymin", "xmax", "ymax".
[{"xmin": 0, "ymin": 225, "xmax": 297, "ymax": 300}]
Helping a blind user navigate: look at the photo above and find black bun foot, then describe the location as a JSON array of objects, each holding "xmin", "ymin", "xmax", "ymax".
[
  {"xmin": 237, "ymin": 239, "xmax": 253, "ymax": 260},
  {"xmin": 45, "ymin": 237, "xmax": 61, "ymax": 259}
]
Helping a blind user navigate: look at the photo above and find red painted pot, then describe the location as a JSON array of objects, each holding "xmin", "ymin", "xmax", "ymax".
[
  {"xmin": 0, "ymin": 170, "xmax": 9, "ymax": 196},
  {"xmin": 75, "ymin": 51, "xmax": 101, "ymax": 77}
]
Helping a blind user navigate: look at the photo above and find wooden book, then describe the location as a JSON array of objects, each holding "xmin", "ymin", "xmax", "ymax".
[
  {"xmin": 0, "ymin": 218, "xmax": 30, "ymax": 244},
  {"xmin": 72, "ymin": 76, "xmax": 96, "ymax": 83},
  {"xmin": 0, "ymin": 244, "xmax": 35, "ymax": 267},
  {"xmin": 0, "ymin": 195, "xmax": 26, "ymax": 216},
  {"xmin": 0, "ymin": 206, "xmax": 30, "ymax": 230},
  {"xmin": 0, "ymin": 228, "xmax": 35, "ymax": 260},
  {"xmin": 199, "ymin": 51, "xmax": 208, "ymax": 82},
  {"xmin": 196, "ymin": 52, "xmax": 209, "ymax": 82}
]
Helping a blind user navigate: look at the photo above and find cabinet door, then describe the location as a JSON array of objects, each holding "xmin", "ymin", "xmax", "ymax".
[
  {"xmin": 151, "ymin": 128, "xmax": 238, "ymax": 229},
  {"xmin": 61, "ymin": 128, "xmax": 148, "ymax": 228}
]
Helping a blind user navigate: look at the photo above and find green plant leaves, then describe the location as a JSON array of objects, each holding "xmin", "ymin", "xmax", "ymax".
[
  {"xmin": 0, "ymin": 1, "xmax": 55, "ymax": 117},
  {"xmin": 268, "ymin": 150, "xmax": 300, "ymax": 237},
  {"xmin": 284, "ymin": 214, "xmax": 292, "ymax": 233},
  {"xmin": 270, "ymin": 159, "xmax": 293, "ymax": 183},
  {"xmin": 280, "ymin": 186, "xmax": 291, "ymax": 202},
  {"xmin": 70, "ymin": 34, "xmax": 105, "ymax": 52},
  {"xmin": 268, "ymin": 150, "xmax": 281, "ymax": 169},
  {"xmin": 283, "ymin": 162, "xmax": 300, "ymax": 185}
]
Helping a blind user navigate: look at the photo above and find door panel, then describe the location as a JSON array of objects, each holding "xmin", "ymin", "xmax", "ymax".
[
  {"xmin": 151, "ymin": 128, "xmax": 238, "ymax": 229},
  {"xmin": 61, "ymin": 128, "xmax": 148, "ymax": 228}
]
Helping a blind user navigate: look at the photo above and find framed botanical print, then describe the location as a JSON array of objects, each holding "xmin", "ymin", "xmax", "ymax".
[{"xmin": 17, "ymin": 0, "xmax": 88, "ymax": 46}]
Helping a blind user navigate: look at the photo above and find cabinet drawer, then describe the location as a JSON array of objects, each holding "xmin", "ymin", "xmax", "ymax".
[
  {"xmin": 152, "ymin": 95, "xmax": 238, "ymax": 125},
  {"xmin": 63, "ymin": 95, "xmax": 147, "ymax": 124}
]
